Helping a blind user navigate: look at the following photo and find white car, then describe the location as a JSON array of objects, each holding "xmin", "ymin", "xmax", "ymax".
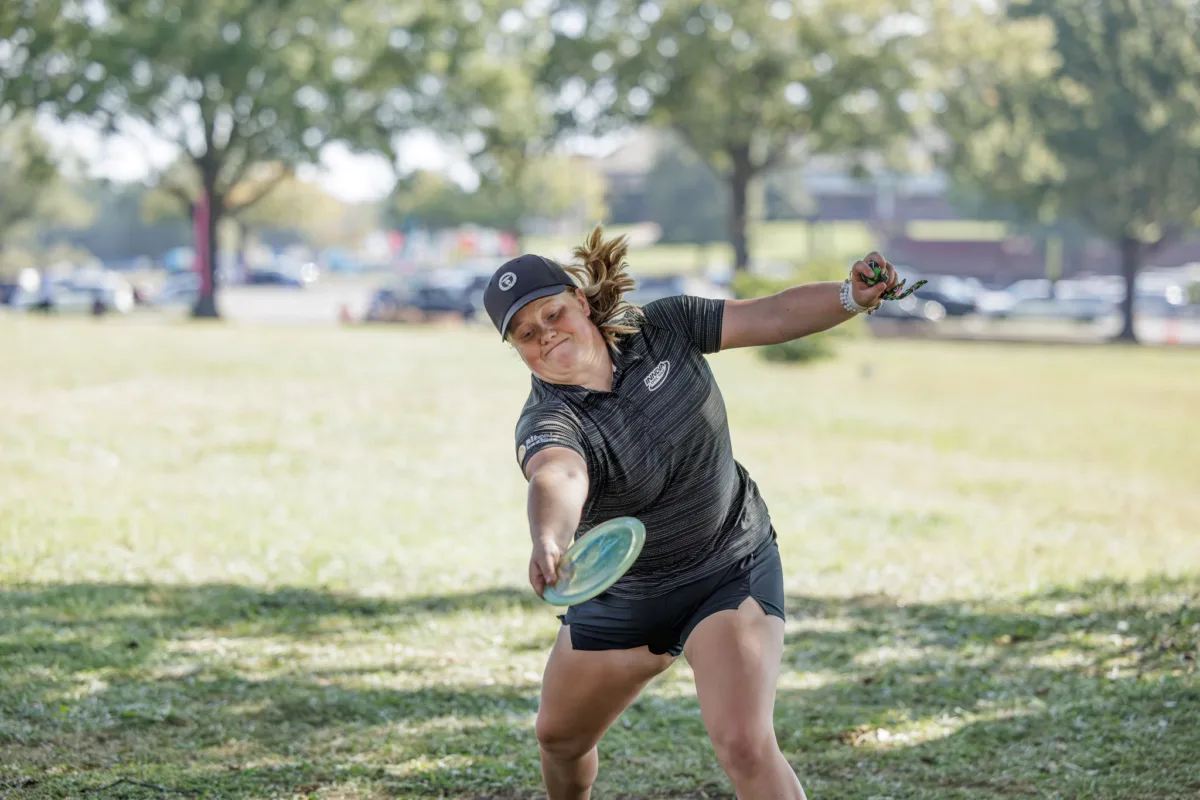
[{"xmin": 9, "ymin": 270, "xmax": 135, "ymax": 315}]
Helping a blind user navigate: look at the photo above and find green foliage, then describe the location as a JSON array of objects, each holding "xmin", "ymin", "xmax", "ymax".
[
  {"xmin": 390, "ymin": 155, "xmax": 607, "ymax": 233},
  {"xmin": 792, "ymin": 256, "xmax": 855, "ymax": 285},
  {"xmin": 731, "ymin": 264, "xmax": 861, "ymax": 364},
  {"xmin": 0, "ymin": 0, "xmax": 528, "ymax": 314},
  {"xmin": 390, "ymin": 170, "xmax": 467, "ymax": 230},
  {"xmin": 644, "ymin": 138, "xmax": 727, "ymax": 245},
  {"xmin": 542, "ymin": 0, "xmax": 928, "ymax": 268},
  {"xmin": 55, "ymin": 181, "xmax": 190, "ymax": 263},
  {"xmin": 0, "ymin": 113, "xmax": 94, "ymax": 251},
  {"xmin": 731, "ymin": 258, "xmax": 857, "ymax": 301},
  {"xmin": 934, "ymin": 0, "xmax": 1200, "ymax": 338},
  {"xmin": 755, "ymin": 334, "xmax": 837, "ymax": 365},
  {"xmin": 730, "ymin": 271, "xmax": 788, "ymax": 301},
  {"xmin": 141, "ymin": 158, "xmax": 355, "ymax": 248}
]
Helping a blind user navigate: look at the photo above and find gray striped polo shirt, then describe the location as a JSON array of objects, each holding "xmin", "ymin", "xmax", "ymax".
[{"xmin": 513, "ymin": 294, "xmax": 774, "ymax": 600}]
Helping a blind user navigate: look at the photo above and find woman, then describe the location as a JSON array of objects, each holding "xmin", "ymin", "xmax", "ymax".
[{"xmin": 482, "ymin": 226, "xmax": 901, "ymax": 800}]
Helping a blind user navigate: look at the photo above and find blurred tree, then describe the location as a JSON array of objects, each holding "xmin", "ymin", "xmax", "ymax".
[
  {"xmin": 142, "ymin": 158, "xmax": 354, "ymax": 264},
  {"xmin": 541, "ymin": 0, "xmax": 926, "ymax": 270},
  {"xmin": 0, "ymin": 114, "xmax": 56, "ymax": 253},
  {"xmin": 389, "ymin": 155, "xmax": 607, "ymax": 244},
  {"xmin": 935, "ymin": 0, "xmax": 1200, "ymax": 342},
  {"xmin": 234, "ymin": 172, "xmax": 359, "ymax": 251},
  {"xmin": 46, "ymin": 180, "xmax": 191, "ymax": 264},
  {"xmin": 0, "ymin": 0, "xmax": 511, "ymax": 317},
  {"xmin": 389, "ymin": 170, "xmax": 474, "ymax": 231},
  {"xmin": 396, "ymin": 5, "xmax": 611, "ymax": 249},
  {"xmin": 477, "ymin": 155, "xmax": 608, "ymax": 242},
  {"xmin": 643, "ymin": 140, "xmax": 726, "ymax": 245},
  {"xmin": 0, "ymin": 112, "xmax": 94, "ymax": 267}
]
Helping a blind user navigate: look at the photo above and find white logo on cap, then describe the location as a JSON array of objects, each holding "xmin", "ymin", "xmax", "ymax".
[{"xmin": 498, "ymin": 271, "xmax": 517, "ymax": 291}]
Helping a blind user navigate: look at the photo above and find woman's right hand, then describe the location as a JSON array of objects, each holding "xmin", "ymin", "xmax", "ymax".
[
  {"xmin": 529, "ymin": 539, "xmax": 565, "ymax": 599},
  {"xmin": 523, "ymin": 445, "xmax": 589, "ymax": 599}
]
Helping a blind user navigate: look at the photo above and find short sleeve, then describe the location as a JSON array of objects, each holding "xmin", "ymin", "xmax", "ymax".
[
  {"xmin": 640, "ymin": 295, "xmax": 725, "ymax": 354},
  {"xmin": 514, "ymin": 402, "xmax": 588, "ymax": 473}
]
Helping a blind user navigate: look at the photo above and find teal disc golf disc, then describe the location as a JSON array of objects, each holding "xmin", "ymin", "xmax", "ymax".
[{"xmin": 542, "ymin": 517, "xmax": 645, "ymax": 607}]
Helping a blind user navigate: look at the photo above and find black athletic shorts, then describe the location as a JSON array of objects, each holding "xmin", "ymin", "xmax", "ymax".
[{"xmin": 558, "ymin": 529, "xmax": 786, "ymax": 656}]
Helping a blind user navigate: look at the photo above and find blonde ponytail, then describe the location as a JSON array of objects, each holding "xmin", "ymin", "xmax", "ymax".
[{"xmin": 563, "ymin": 224, "xmax": 642, "ymax": 349}]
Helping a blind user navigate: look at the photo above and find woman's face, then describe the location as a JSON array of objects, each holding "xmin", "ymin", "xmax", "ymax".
[{"xmin": 507, "ymin": 288, "xmax": 603, "ymax": 383}]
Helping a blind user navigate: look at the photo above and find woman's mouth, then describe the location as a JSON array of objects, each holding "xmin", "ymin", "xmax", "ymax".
[{"xmin": 545, "ymin": 337, "xmax": 569, "ymax": 357}]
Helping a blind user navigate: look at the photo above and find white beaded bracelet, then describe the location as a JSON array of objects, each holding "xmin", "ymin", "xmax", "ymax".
[{"xmin": 840, "ymin": 278, "xmax": 876, "ymax": 315}]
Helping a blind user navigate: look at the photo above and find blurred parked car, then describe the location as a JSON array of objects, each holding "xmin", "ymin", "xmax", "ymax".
[
  {"xmin": 9, "ymin": 270, "xmax": 135, "ymax": 315},
  {"xmin": 364, "ymin": 276, "xmax": 481, "ymax": 324},
  {"xmin": 994, "ymin": 296, "xmax": 1118, "ymax": 323},
  {"xmin": 245, "ymin": 268, "xmax": 306, "ymax": 287},
  {"xmin": 901, "ymin": 274, "xmax": 980, "ymax": 318}
]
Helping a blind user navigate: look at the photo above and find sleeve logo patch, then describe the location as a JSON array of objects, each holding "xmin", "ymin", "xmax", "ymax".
[{"xmin": 518, "ymin": 433, "xmax": 553, "ymax": 461}]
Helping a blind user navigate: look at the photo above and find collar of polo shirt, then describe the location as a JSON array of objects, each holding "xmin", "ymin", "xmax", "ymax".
[{"xmin": 533, "ymin": 335, "xmax": 644, "ymax": 398}]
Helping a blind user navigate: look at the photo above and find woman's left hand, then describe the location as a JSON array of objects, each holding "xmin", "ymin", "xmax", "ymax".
[{"xmin": 849, "ymin": 251, "xmax": 899, "ymax": 310}]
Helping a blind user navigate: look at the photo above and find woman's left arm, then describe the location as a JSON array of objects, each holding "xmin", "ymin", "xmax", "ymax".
[{"xmin": 720, "ymin": 252, "xmax": 898, "ymax": 350}]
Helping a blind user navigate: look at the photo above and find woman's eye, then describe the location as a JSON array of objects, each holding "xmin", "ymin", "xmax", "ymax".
[{"xmin": 548, "ymin": 310, "xmax": 559, "ymax": 320}]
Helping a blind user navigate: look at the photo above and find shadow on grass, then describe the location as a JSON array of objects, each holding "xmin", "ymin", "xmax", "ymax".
[
  {"xmin": 1, "ymin": 576, "xmax": 1197, "ymax": 799},
  {"xmin": 1, "ymin": 581, "xmax": 542, "ymax": 629},
  {"xmin": 0, "ymin": 582, "xmax": 543, "ymax": 675}
]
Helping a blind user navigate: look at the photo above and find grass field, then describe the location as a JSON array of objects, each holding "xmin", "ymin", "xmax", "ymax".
[{"xmin": 1, "ymin": 316, "xmax": 1198, "ymax": 799}]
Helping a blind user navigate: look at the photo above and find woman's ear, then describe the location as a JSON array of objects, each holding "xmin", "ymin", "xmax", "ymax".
[{"xmin": 575, "ymin": 287, "xmax": 591, "ymax": 317}]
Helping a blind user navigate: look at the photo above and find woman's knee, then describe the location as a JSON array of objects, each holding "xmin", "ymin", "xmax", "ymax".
[
  {"xmin": 709, "ymin": 724, "xmax": 779, "ymax": 778},
  {"xmin": 535, "ymin": 709, "xmax": 598, "ymax": 761}
]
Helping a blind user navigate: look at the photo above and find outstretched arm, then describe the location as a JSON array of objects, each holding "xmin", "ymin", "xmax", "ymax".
[
  {"xmin": 524, "ymin": 446, "xmax": 589, "ymax": 598},
  {"xmin": 720, "ymin": 252, "xmax": 899, "ymax": 350}
]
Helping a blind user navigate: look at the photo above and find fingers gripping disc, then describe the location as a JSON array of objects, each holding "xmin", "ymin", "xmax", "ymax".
[{"xmin": 542, "ymin": 517, "xmax": 645, "ymax": 607}]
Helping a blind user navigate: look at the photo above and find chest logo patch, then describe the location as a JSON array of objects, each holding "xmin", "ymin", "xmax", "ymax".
[{"xmin": 644, "ymin": 360, "xmax": 671, "ymax": 392}]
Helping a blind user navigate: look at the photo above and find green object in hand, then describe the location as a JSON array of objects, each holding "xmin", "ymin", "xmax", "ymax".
[
  {"xmin": 542, "ymin": 517, "xmax": 646, "ymax": 607},
  {"xmin": 859, "ymin": 261, "xmax": 927, "ymax": 301}
]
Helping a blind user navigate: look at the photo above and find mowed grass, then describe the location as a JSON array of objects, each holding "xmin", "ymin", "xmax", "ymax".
[{"xmin": 1, "ymin": 315, "xmax": 1198, "ymax": 799}]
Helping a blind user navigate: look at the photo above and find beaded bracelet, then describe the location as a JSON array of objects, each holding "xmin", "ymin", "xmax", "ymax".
[{"xmin": 840, "ymin": 278, "xmax": 877, "ymax": 315}]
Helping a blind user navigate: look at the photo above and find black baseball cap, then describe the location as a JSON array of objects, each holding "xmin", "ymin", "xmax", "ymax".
[{"xmin": 484, "ymin": 254, "xmax": 577, "ymax": 338}]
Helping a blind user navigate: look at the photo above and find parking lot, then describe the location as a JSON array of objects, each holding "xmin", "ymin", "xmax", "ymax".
[{"xmin": 5, "ymin": 265, "xmax": 1198, "ymax": 348}]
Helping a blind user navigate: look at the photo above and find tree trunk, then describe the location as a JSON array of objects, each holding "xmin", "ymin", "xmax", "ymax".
[
  {"xmin": 236, "ymin": 219, "xmax": 251, "ymax": 285},
  {"xmin": 191, "ymin": 171, "xmax": 222, "ymax": 319},
  {"xmin": 1115, "ymin": 235, "xmax": 1140, "ymax": 343},
  {"xmin": 728, "ymin": 146, "xmax": 752, "ymax": 272}
]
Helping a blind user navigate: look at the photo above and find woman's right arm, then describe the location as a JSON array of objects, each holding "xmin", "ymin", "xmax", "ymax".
[{"xmin": 523, "ymin": 446, "xmax": 590, "ymax": 598}]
